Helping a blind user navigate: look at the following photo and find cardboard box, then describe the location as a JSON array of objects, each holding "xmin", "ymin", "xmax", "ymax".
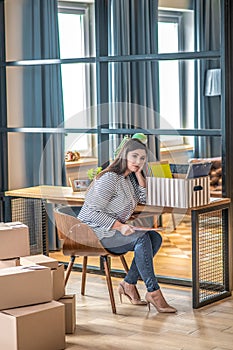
[
  {"xmin": 0, "ymin": 266, "xmax": 52, "ymax": 310},
  {"xmin": 59, "ymin": 294, "xmax": 76, "ymax": 334},
  {"xmin": 0, "ymin": 258, "xmax": 20, "ymax": 269},
  {"xmin": 20, "ymin": 254, "xmax": 59, "ymax": 269},
  {"xmin": 0, "ymin": 300, "xmax": 65, "ymax": 350},
  {"xmin": 51, "ymin": 264, "xmax": 65, "ymax": 301},
  {"xmin": 0, "ymin": 222, "xmax": 30, "ymax": 259},
  {"xmin": 146, "ymin": 176, "xmax": 210, "ymax": 208},
  {"xmin": 20, "ymin": 256, "xmax": 64, "ymax": 300}
]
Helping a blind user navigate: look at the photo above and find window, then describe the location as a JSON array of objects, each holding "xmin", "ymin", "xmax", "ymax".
[
  {"xmin": 58, "ymin": 1, "xmax": 95, "ymax": 155},
  {"xmin": 0, "ymin": 0, "xmax": 226, "ymax": 198},
  {"xmin": 57, "ymin": 0, "xmax": 220, "ymax": 163},
  {"xmin": 58, "ymin": 2, "xmax": 195, "ymax": 159},
  {"xmin": 158, "ymin": 10, "xmax": 194, "ymax": 147}
]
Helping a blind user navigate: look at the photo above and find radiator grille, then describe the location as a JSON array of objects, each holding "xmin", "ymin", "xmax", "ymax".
[
  {"xmin": 198, "ymin": 210, "xmax": 227, "ymax": 303},
  {"xmin": 11, "ymin": 198, "xmax": 47, "ymax": 255}
]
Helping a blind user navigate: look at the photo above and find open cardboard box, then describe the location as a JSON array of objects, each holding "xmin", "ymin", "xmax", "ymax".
[{"xmin": 146, "ymin": 176, "xmax": 210, "ymax": 208}]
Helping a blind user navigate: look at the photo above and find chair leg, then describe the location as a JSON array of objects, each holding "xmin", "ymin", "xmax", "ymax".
[
  {"xmin": 102, "ymin": 255, "xmax": 116, "ymax": 314},
  {"xmin": 171, "ymin": 213, "xmax": 176, "ymax": 230},
  {"xmin": 65, "ymin": 255, "xmax": 76, "ymax": 286},
  {"xmin": 81, "ymin": 256, "xmax": 88, "ymax": 295},
  {"xmin": 119, "ymin": 255, "xmax": 129, "ymax": 273}
]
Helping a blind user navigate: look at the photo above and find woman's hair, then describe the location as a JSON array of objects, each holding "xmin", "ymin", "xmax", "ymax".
[{"xmin": 96, "ymin": 138, "xmax": 147, "ymax": 179}]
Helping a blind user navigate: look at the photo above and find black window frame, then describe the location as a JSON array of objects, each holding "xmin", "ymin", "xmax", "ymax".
[{"xmin": 0, "ymin": 0, "xmax": 226, "ymax": 189}]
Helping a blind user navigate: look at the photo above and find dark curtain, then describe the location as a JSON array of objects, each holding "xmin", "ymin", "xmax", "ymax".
[
  {"xmin": 108, "ymin": 0, "xmax": 158, "ymax": 227},
  {"xmin": 198, "ymin": 0, "xmax": 221, "ymax": 157},
  {"xmin": 109, "ymin": 0, "xmax": 159, "ymax": 160},
  {"xmin": 22, "ymin": 0, "xmax": 65, "ymax": 249},
  {"xmin": 0, "ymin": 0, "xmax": 7, "ymax": 209},
  {"xmin": 0, "ymin": 75, "xmax": 7, "ymax": 221}
]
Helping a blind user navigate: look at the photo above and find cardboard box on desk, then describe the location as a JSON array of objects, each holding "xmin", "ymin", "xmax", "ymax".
[
  {"xmin": 0, "ymin": 265, "xmax": 52, "ymax": 310},
  {"xmin": 146, "ymin": 176, "xmax": 210, "ymax": 208},
  {"xmin": 0, "ymin": 300, "xmax": 65, "ymax": 350},
  {"xmin": 59, "ymin": 294, "xmax": 76, "ymax": 334},
  {"xmin": 0, "ymin": 222, "xmax": 30, "ymax": 259}
]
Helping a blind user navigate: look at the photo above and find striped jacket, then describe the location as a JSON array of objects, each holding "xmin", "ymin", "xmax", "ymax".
[{"xmin": 77, "ymin": 171, "xmax": 146, "ymax": 240}]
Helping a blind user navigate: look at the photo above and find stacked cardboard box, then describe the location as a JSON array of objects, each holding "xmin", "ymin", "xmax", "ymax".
[
  {"xmin": 0, "ymin": 222, "xmax": 66, "ymax": 349},
  {"xmin": 0, "ymin": 265, "xmax": 53, "ymax": 309},
  {"xmin": 0, "ymin": 300, "xmax": 65, "ymax": 350},
  {"xmin": 0, "ymin": 257, "xmax": 20, "ymax": 268},
  {"xmin": 20, "ymin": 254, "xmax": 76, "ymax": 333},
  {"xmin": 20, "ymin": 254, "xmax": 65, "ymax": 301},
  {"xmin": 59, "ymin": 294, "xmax": 76, "ymax": 334},
  {"xmin": 0, "ymin": 221, "xmax": 30, "ymax": 266}
]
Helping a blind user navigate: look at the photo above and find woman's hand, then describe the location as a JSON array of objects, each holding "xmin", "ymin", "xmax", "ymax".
[
  {"xmin": 120, "ymin": 224, "xmax": 135, "ymax": 236},
  {"xmin": 112, "ymin": 221, "xmax": 135, "ymax": 235},
  {"xmin": 134, "ymin": 163, "xmax": 146, "ymax": 187}
]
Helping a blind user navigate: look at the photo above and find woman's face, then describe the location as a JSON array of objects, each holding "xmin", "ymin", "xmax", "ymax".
[{"xmin": 126, "ymin": 148, "xmax": 147, "ymax": 174}]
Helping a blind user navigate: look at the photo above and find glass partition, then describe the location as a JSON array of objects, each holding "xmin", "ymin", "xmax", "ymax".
[{"xmin": 2, "ymin": 0, "xmax": 225, "ymax": 257}]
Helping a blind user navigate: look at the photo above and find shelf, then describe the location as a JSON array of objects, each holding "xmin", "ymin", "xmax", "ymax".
[{"xmin": 65, "ymin": 157, "xmax": 97, "ymax": 169}]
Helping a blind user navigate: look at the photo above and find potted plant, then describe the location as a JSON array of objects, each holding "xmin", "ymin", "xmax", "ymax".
[{"xmin": 87, "ymin": 166, "xmax": 102, "ymax": 182}]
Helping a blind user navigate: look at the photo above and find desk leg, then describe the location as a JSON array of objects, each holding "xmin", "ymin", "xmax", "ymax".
[
  {"xmin": 3, "ymin": 196, "xmax": 12, "ymax": 222},
  {"xmin": 192, "ymin": 204, "xmax": 231, "ymax": 308}
]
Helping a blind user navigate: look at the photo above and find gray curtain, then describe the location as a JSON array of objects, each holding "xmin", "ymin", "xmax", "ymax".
[
  {"xmin": 22, "ymin": 0, "xmax": 65, "ymax": 249},
  {"xmin": 109, "ymin": 0, "xmax": 159, "ymax": 160},
  {"xmin": 108, "ymin": 0, "xmax": 158, "ymax": 227},
  {"xmin": 0, "ymin": 0, "xmax": 7, "ymax": 210},
  {"xmin": 198, "ymin": 0, "xmax": 221, "ymax": 157}
]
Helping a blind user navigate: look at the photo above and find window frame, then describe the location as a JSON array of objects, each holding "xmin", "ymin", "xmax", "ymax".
[
  {"xmin": 158, "ymin": 9, "xmax": 195, "ymax": 147},
  {"xmin": 0, "ymin": 0, "xmax": 225, "ymax": 183},
  {"xmin": 58, "ymin": 0, "xmax": 96, "ymax": 156}
]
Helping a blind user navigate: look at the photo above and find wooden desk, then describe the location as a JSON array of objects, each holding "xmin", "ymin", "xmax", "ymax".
[
  {"xmin": 5, "ymin": 185, "xmax": 86, "ymax": 206},
  {"xmin": 5, "ymin": 184, "xmax": 229, "ymax": 213},
  {"xmin": 4, "ymin": 185, "xmax": 231, "ymax": 308}
]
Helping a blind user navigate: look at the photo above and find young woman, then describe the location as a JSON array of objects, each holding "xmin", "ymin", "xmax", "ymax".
[{"xmin": 78, "ymin": 138, "xmax": 177, "ymax": 313}]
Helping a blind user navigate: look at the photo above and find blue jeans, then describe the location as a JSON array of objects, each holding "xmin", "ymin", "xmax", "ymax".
[{"xmin": 101, "ymin": 230, "xmax": 162, "ymax": 292}]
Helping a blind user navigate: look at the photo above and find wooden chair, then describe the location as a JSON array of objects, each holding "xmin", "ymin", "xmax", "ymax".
[{"xmin": 53, "ymin": 205, "xmax": 129, "ymax": 314}]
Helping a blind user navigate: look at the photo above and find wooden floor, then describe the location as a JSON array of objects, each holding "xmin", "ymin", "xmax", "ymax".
[{"xmin": 64, "ymin": 271, "xmax": 233, "ymax": 350}]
